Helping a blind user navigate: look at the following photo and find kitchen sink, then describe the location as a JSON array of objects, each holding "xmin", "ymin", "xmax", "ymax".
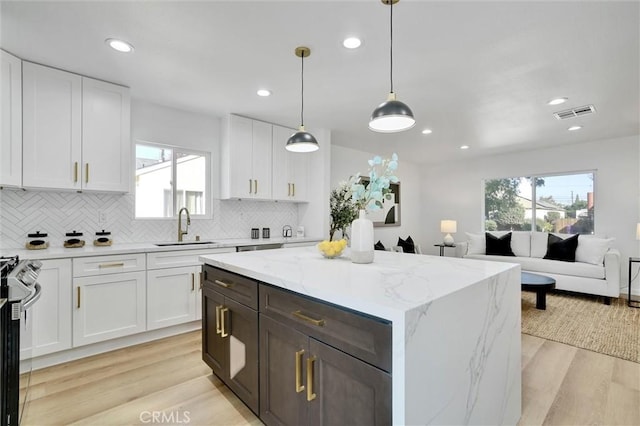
[{"xmin": 154, "ymin": 241, "xmax": 216, "ymax": 246}]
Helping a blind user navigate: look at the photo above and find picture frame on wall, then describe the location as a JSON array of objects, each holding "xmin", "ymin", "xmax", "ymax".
[{"xmin": 360, "ymin": 177, "xmax": 401, "ymax": 227}]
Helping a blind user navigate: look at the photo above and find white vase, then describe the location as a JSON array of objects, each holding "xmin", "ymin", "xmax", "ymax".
[{"xmin": 351, "ymin": 209, "xmax": 374, "ymax": 264}]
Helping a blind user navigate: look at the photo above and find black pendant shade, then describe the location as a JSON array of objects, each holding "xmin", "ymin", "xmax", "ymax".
[{"xmin": 286, "ymin": 46, "xmax": 319, "ymax": 153}]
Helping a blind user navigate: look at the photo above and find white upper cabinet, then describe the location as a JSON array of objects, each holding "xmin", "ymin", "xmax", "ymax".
[
  {"xmin": 22, "ymin": 61, "xmax": 82, "ymax": 190},
  {"xmin": 0, "ymin": 50, "xmax": 22, "ymax": 187},
  {"xmin": 221, "ymin": 114, "xmax": 272, "ymax": 199},
  {"xmin": 22, "ymin": 61, "xmax": 130, "ymax": 192},
  {"xmin": 272, "ymin": 124, "xmax": 308, "ymax": 202},
  {"xmin": 82, "ymin": 77, "xmax": 131, "ymax": 192}
]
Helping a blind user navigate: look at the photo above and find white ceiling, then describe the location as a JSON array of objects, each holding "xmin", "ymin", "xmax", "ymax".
[{"xmin": 2, "ymin": 0, "xmax": 638, "ymax": 165}]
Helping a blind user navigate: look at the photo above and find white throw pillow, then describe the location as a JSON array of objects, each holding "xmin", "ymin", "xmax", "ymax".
[
  {"xmin": 466, "ymin": 232, "xmax": 485, "ymax": 255},
  {"xmin": 575, "ymin": 236, "xmax": 614, "ymax": 265},
  {"xmin": 530, "ymin": 232, "xmax": 549, "ymax": 258}
]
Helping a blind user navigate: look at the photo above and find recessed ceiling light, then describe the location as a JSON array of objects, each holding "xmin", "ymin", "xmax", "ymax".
[
  {"xmin": 421, "ymin": 129, "xmax": 432, "ymax": 135},
  {"xmin": 257, "ymin": 89, "xmax": 271, "ymax": 97},
  {"xmin": 460, "ymin": 145, "xmax": 470, "ymax": 150},
  {"xmin": 547, "ymin": 97, "xmax": 568, "ymax": 106},
  {"xmin": 568, "ymin": 125, "xmax": 582, "ymax": 131},
  {"xmin": 343, "ymin": 37, "xmax": 362, "ymax": 49},
  {"xmin": 105, "ymin": 38, "xmax": 134, "ymax": 53}
]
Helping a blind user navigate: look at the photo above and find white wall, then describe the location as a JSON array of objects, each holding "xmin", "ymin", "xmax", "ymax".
[
  {"xmin": 330, "ymin": 145, "xmax": 424, "ymax": 251},
  {"xmin": 420, "ymin": 134, "xmax": 640, "ymax": 294}
]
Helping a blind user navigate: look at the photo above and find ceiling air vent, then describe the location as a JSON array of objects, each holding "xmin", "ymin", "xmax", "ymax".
[{"xmin": 553, "ymin": 104, "xmax": 596, "ymax": 120}]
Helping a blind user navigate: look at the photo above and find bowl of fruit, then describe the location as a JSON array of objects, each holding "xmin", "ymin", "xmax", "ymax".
[{"xmin": 317, "ymin": 239, "xmax": 347, "ymax": 259}]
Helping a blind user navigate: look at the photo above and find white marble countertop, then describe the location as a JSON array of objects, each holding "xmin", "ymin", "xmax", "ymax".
[
  {"xmin": 200, "ymin": 245, "xmax": 518, "ymax": 321},
  {"xmin": 0, "ymin": 237, "xmax": 321, "ymax": 260}
]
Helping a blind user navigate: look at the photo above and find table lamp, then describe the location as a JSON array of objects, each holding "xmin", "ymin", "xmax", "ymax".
[{"xmin": 441, "ymin": 220, "xmax": 457, "ymax": 246}]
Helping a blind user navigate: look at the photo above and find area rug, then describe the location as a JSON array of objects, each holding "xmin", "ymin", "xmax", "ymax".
[{"xmin": 521, "ymin": 291, "xmax": 640, "ymax": 363}]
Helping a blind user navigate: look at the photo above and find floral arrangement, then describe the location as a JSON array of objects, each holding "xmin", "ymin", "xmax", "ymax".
[
  {"xmin": 329, "ymin": 182, "xmax": 358, "ymax": 241},
  {"xmin": 348, "ymin": 153, "xmax": 399, "ymax": 211},
  {"xmin": 327, "ymin": 153, "xmax": 399, "ymax": 241}
]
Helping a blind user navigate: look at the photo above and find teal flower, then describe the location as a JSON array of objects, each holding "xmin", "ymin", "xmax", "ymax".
[{"xmin": 348, "ymin": 153, "xmax": 399, "ymax": 212}]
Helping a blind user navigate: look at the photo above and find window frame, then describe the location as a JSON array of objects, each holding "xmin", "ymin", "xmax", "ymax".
[
  {"xmin": 134, "ymin": 140, "xmax": 211, "ymax": 220},
  {"xmin": 482, "ymin": 169, "xmax": 596, "ymax": 234}
]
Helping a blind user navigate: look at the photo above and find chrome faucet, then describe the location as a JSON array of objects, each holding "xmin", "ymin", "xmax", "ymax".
[{"xmin": 177, "ymin": 207, "xmax": 191, "ymax": 242}]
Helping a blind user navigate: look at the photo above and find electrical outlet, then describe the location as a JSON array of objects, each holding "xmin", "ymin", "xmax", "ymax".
[{"xmin": 98, "ymin": 211, "xmax": 107, "ymax": 223}]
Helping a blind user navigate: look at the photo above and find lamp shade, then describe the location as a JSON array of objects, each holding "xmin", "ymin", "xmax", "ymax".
[
  {"xmin": 636, "ymin": 223, "xmax": 640, "ymax": 240},
  {"xmin": 286, "ymin": 126, "xmax": 319, "ymax": 153},
  {"xmin": 369, "ymin": 94, "xmax": 416, "ymax": 133},
  {"xmin": 440, "ymin": 220, "xmax": 457, "ymax": 234}
]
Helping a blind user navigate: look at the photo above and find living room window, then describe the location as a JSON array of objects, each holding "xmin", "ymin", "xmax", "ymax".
[
  {"xmin": 135, "ymin": 142, "xmax": 210, "ymax": 219},
  {"xmin": 483, "ymin": 171, "xmax": 595, "ymax": 234}
]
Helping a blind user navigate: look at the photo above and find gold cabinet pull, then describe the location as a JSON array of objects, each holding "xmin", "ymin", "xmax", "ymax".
[
  {"xmin": 254, "ymin": 179, "xmax": 258, "ymax": 194},
  {"xmin": 215, "ymin": 305, "xmax": 222, "ymax": 335},
  {"xmin": 214, "ymin": 279, "xmax": 233, "ymax": 289},
  {"xmin": 74, "ymin": 162, "xmax": 78, "ymax": 183},
  {"xmin": 220, "ymin": 307, "xmax": 229, "ymax": 338},
  {"xmin": 249, "ymin": 179, "xmax": 252, "ymax": 194},
  {"xmin": 288, "ymin": 183, "xmax": 291, "ymax": 197},
  {"xmin": 306, "ymin": 356, "xmax": 316, "ymax": 401},
  {"xmin": 292, "ymin": 310, "xmax": 325, "ymax": 327},
  {"xmin": 85, "ymin": 163, "xmax": 89, "ymax": 183},
  {"xmin": 99, "ymin": 262, "xmax": 124, "ymax": 269},
  {"xmin": 292, "ymin": 183, "xmax": 295, "ymax": 197},
  {"xmin": 191, "ymin": 273, "xmax": 195, "ymax": 291},
  {"xmin": 295, "ymin": 349, "xmax": 305, "ymax": 393},
  {"xmin": 77, "ymin": 287, "xmax": 81, "ymax": 309}
]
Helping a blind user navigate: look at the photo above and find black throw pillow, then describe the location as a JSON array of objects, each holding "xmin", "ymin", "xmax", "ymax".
[
  {"xmin": 397, "ymin": 236, "xmax": 416, "ymax": 254},
  {"xmin": 374, "ymin": 240, "xmax": 386, "ymax": 251},
  {"xmin": 544, "ymin": 234, "xmax": 579, "ymax": 262},
  {"xmin": 485, "ymin": 232, "xmax": 515, "ymax": 256}
]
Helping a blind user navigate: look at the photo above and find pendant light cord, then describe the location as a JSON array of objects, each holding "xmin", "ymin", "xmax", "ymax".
[
  {"xmin": 301, "ymin": 51, "xmax": 305, "ymax": 127},
  {"xmin": 389, "ymin": 0, "xmax": 394, "ymax": 94}
]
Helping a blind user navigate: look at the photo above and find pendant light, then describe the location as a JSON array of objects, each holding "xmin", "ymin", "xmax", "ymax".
[
  {"xmin": 286, "ymin": 46, "xmax": 320, "ymax": 153},
  {"xmin": 369, "ymin": 0, "xmax": 415, "ymax": 133}
]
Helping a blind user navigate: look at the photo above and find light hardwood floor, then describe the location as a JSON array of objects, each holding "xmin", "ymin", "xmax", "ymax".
[{"xmin": 21, "ymin": 331, "xmax": 640, "ymax": 425}]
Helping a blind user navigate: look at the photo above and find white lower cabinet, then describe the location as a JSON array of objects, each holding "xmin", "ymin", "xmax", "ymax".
[
  {"xmin": 20, "ymin": 259, "xmax": 72, "ymax": 359},
  {"xmin": 147, "ymin": 266, "xmax": 200, "ymax": 330},
  {"xmin": 73, "ymin": 271, "xmax": 146, "ymax": 347}
]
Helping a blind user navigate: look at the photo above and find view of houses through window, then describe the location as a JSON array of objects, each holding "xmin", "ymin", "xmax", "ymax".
[
  {"xmin": 484, "ymin": 172, "xmax": 595, "ymax": 234},
  {"xmin": 135, "ymin": 143, "xmax": 209, "ymax": 218}
]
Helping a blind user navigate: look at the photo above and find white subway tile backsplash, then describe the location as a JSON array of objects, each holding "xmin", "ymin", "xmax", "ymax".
[{"xmin": 0, "ymin": 188, "xmax": 298, "ymax": 249}]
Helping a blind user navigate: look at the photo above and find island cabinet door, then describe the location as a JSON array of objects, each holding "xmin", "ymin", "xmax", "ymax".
[
  {"xmin": 307, "ymin": 339, "xmax": 392, "ymax": 426},
  {"xmin": 202, "ymin": 286, "xmax": 226, "ymax": 379},
  {"xmin": 260, "ymin": 315, "xmax": 308, "ymax": 426}
]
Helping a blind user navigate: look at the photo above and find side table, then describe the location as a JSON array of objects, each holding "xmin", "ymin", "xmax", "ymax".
[
  {"xmin": 434, "ymin": 243, "xmax": 456, "ymax": 256},
  {"xmin": 629, "ymin": 257, "xmax": 640, "ymax": 308}
]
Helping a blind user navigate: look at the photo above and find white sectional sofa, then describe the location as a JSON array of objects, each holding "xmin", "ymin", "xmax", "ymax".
[{"xmin": 455, "ymin": 231, "xmax": 621, "ymax": 304}]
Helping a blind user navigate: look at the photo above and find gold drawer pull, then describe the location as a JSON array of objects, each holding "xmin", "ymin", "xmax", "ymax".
[
  {"xmin": 307, "ymin": 356, "xmax": 316, "ymax": 402},
  {"xmin": 85, "ymin": 163, "xmax": 89, "ymax": 183},
  {"xmin": 99, "ymin": 262, "xmax": 124, "ymax": 268},
  {"xmin": 295, "ymin": 349, "xmax": 305, "ymax": 393},
  {"xmin": 292, "ymin": 310, "xmax": 325, "ymax": 327},
  {"xmin": 77, "ymin": 287, "xmax": 81, "ymax": 309},
  {"xmin": 74, "ymin": 162, "xmax": 78, "ymax": 183},
  {"xmin": 292, "ymin": 183, "xmax": 295, "ymax": 197},
  {"xmin": 214, "ymin": 279, "xmax": 233, "ymax": 288},
  {"xmin": 220, "ymin": 307, "xmax": 229, "ymax": 338},
  {"xmin": 288, "ymin": 183, "xmax": 291, "ymax": 197},
  {"xmin": 249, "ymin": 179, "xmax": 252, "ymax": 194}
]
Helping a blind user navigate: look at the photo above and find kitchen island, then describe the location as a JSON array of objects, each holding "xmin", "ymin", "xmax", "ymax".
[{"xmin": 200, "ymin": 246, "xmax": 521, "ymax": 425}]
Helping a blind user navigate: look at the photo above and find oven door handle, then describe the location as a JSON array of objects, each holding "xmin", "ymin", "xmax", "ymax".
[{"xmin": 22, "ymin": 283, "xmax": 42, "ymax": 311}]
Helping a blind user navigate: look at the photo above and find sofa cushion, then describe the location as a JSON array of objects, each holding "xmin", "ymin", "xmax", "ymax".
[
  {"xmin": 544, "ymin": 234, "xmax": 579, "ymax": 262},
  {"xmin": 374, "ymin": 240, "xmax": 386, "ymax": 251},
  {"xmin": 530, "ymin": 232, "xmax": 549, "ymax": 258},
  {"xmin": 575, "ymin": 236, "xmax": 614, "ymax": 265},
  {"xmin": 486, "ymin": 232, "xmax": 515, "ymax": 256},
  {"xmin": 464, "ymin": 254, "xmax": 606, "ymax": 280},
  {"xmin": 397, "ymin": 236, "xmax": 415, "ymax": 254},
  {"xmin": 465, "ymin": 231, "xmax": 530, "ymax": 256}
]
